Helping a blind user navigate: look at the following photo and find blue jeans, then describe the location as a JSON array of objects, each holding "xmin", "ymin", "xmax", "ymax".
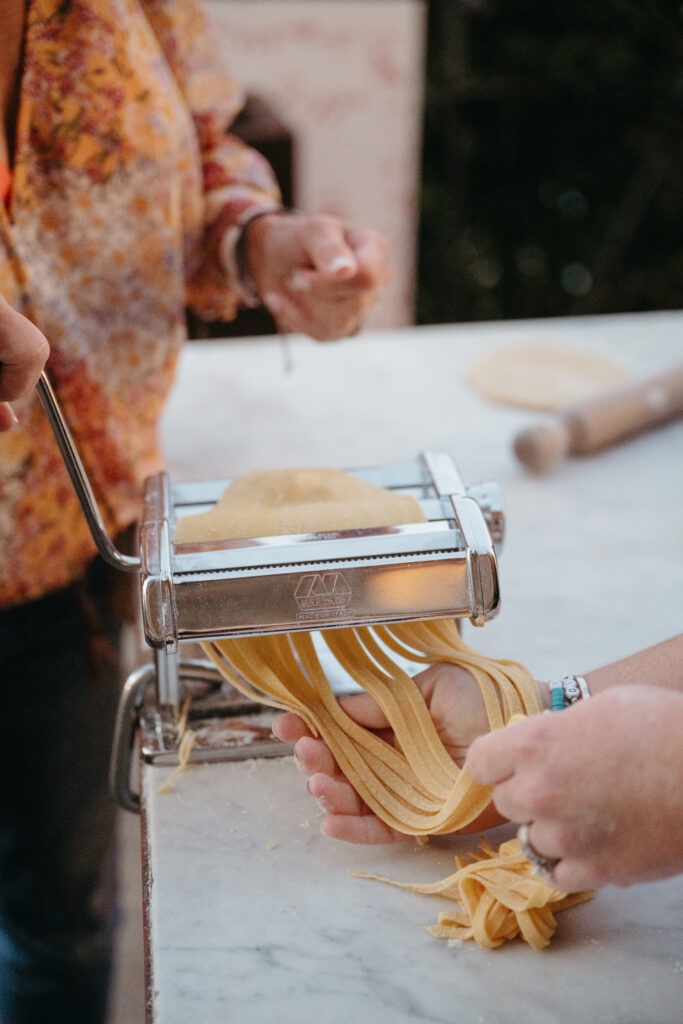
[{"xmin": 0, "ymin": 556, "xmax": 128, "ymax": 1024}]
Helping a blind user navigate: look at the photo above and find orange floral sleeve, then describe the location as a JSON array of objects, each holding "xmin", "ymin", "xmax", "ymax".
[
  {"xmin": 0, "ymin": 0, "xmax": 284, "ymax": 607},
  {"xmin": 139, "ymin": 0, "xmax": 283, "ymax": 321}
]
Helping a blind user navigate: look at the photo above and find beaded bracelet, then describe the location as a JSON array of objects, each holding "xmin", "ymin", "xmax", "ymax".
[{"xmin": 548, "ymin": 674, "xmax": 590, "ymax": 711}]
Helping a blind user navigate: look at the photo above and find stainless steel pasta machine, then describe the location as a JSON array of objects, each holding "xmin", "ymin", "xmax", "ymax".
[{"xmin": 36, "ymin": 371, "xmax": 504, "ymax": 810}]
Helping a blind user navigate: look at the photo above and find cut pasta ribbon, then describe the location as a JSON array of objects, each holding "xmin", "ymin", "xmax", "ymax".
[{"xmin": 354, "ymin": 837, "xmax": 594, "ymax": 950}]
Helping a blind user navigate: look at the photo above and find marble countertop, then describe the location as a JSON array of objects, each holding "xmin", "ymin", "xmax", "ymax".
[{"xmin": 143, "ymin": 311, "xmax": 683, "ymax": 1023}]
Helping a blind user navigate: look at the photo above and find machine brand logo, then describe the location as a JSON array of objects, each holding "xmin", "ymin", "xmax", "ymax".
[{"xmin": 294, "ymin": 572, "xmax": 352, "ymax": 614}]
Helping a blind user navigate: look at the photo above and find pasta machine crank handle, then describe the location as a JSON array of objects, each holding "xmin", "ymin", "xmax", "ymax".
[{"xmin": 35, "ymin": 371, "xmax": 140, "ymax": 573}]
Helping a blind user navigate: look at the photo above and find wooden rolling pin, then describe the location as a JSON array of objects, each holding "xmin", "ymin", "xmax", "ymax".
[{"xmin": 513, "ymin": 365, "xmax": 683, "ymax": 472}]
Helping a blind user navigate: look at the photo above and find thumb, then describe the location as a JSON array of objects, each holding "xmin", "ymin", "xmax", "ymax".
[
  {"xmin": 0, "ymin": 402, "xmax": 20, "ymax": 430},
  {"xmin": 0, "ymin": 296, "xmax": 50, "ymax": 401},
  {"xmin": 466, "ymin": 715, "xmax": 532, "ymax": 785}
]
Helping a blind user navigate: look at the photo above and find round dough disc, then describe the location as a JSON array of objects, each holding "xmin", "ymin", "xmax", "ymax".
[{"xmin": 465, "ymin": 343, "xmax": 629, "ymax": 411}]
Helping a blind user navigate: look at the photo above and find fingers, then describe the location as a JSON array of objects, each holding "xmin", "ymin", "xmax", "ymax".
[
  {"xmin": 293, "ymin": 735, "xmax": 341, "ymax": 779},
  {"xmin": 337, "ymin": 692, "xmax": 391, "ymax": 730},
  {"xmin": 302, "ymin": 217, "xmax": 358, "ymax": 281},
  {"xmin": 522, "ymin": 817, "xmax": 602, "ymax": 892},
  {"xmin": 552, "ymin": 858, "xmax": 601, "ymax": 893},
  {"xmin": 0, "ymin": 402, "xmax": 19, "ymax": 431},
  {"xmin": 466, "ymin": 733, "xmax": 515, "ymax": 786},
  {"xmin": 286, "ymin": 229, "xmax": 389, "ymax": 301},
  {"xmin": 0, "ymin": 295, "xmax": 50, "ymax": 403},
  {"xmin": 346, "ymin": 227, "xmax": 392, "ymax": 287},
  {"xmin": 308, "ymin": 773, "xmax": 365, "ymax": 816},
  {"xmin": 247, "ymin": 212, "xmax": 389, "ymax": 342},
  {"xmin": 273, "ymin": 692, "xmax": 388, "ymax": 744},
  {"xmin": 469, "ymin": 701, "xmax": 636, "ymax": 891},
  {"xmin": 489, "ymin": 778, "xmax": 532, "ymax": 823},
  {"xmin": 288, "ymin": 224, "xmax": 389, "ymax": 341},
  {"xmin": 467, "ymin": 713, "xmax": 548, "ymax": 787},
  {"xmin": 522, "ymin": 821, "xmax": 564, "ymax": 864},
  {"xmin": 273, "ymin": 700, "xmax": 411, "ymax": 844},
  {"xmin": 271, "ymin": 715, "xmax": 341, "ymax": 778},
  {"xmin": 322, "ymin": 802, "xmax": 499, "ymax": 845},
  {"xmin": 520, "ymin": 819, "xmax": 605, "ymax": 892},
  {"xmin": 487, "ymin": 760, "xmax": 557, "ymax": 823},
  {"xmin": 264, "ymin": 283, "xmax": 375, "ymax": 342},
  {"xmin": 459, "ymin": 802, "xmax": 507, "ymax": 834},
  {"xmin": 271, "ymin": 711, "xmax": 313, "ymax": 744},
  {"xmin": 303, "ymin": 222, "xmax": 391, "ymax": 290},
  {"xmin": 322, "ymin": 812, "xmax": 405, "ymax": 845},
  {"xmin": 294, "ymin": 740, "xmax": 407, "ymax": 844}
]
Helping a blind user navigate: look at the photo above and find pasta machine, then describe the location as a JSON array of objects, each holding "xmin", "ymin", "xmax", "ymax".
[{"xmin": 36, "ymin": 372, "xmax": 504, "ymax": 811}]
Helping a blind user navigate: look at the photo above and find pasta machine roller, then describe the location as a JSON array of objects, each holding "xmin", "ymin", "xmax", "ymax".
[{"xmin": 36, "ymin": 371, "xmax": 504, "ymax": 809}]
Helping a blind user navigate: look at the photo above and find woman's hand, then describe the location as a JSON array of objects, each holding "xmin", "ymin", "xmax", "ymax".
[
  {"xmin": 467, "ymin": 686, "xmax": 683, "ymax": 891},
  {"xmin": 272, "ymin": 663, "xmax": 516, "ymax": 844},
  {"xmin": 0, "ymin": 295, "xmax": 50, "ymax": 430},
  {"xmin": 241, "ymin": 211, "xmax": 390, "ymax": 341}
]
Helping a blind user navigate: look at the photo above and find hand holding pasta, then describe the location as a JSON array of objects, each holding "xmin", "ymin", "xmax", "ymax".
[
  {"xmin": 467, "ymin": 685, "xmax": 683, "ymax": 892},
  {"xmin": 241, "ymin": 211, "xmax": 390, "ymax": 341},
  {"xmin": 273, "ymin": 661, "xmax": 517, "ymax": 844}
]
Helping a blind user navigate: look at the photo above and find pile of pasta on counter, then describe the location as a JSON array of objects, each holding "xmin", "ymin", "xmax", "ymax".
[
  {"xmin": 175, "ymin": 466, "xmax": 593, "ymax": 949},
  {"xmin": 355, "ymin": 837, "xmax": 593, "ymax": 951}
]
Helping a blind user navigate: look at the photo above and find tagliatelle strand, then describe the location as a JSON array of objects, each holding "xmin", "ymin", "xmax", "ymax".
[
  {"xmin": 321, "ymin": 628, "xmax": 458, "ymax": 795},
  {"xmin": 156, "ymin": 726, "xmax": 197, "ymax": 795}
]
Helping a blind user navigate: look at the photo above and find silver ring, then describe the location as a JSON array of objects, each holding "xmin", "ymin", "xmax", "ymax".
[{"xmin": 517, "ymin": 823, "xmax": 558, "ymax": 881}]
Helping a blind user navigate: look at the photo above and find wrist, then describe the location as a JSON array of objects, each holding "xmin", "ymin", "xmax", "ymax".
[
  {"xmin": 236, "ymin": 206, "xmax": 304, "ymax": 305},
  {"xmin": 537, "ymin": 680, "xmax": 551, "ymax": 711},
  {"xmin": 218, "ymin": 204, "xmax": 285, "ymax": 307}
]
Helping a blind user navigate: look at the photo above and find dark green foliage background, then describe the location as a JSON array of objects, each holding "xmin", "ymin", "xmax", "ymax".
[{"xmin": 418, "ymin": 1, "xmax": 683, "ymax": 323}]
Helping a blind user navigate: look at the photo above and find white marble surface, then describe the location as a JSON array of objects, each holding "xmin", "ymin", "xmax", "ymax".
[{"xmin": 146, "ymin": 312, "xmax": 683, "ymax": 1022}]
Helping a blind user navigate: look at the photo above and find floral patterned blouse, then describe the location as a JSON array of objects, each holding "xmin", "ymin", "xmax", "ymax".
[{"xmin": 0, "ymin": 0, "xmax": 281, "ymax": 608}]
